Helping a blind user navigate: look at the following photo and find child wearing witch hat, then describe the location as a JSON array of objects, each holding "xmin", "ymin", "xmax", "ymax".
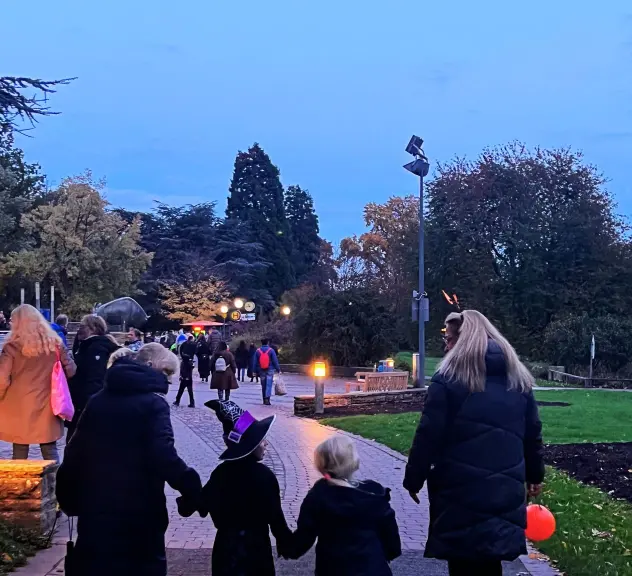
[{"xmin": 178, "ymin": 400, "xmax": 290, "ymax": 576}]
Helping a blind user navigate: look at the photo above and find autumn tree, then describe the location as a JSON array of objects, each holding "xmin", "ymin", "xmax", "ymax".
[
  {"xmin": 226, "ymin": 143, "xmax": 294, "ymax": 300},
  {"xmin": 4, "ymin": 172, "xmax": 152, "ymax": 317},
  {"xmin": 160, "ymin": 277, "xmax": 230, "ymax": 323},
  {"xmin": 425, "ymin": 143, "xmax": 632, "ymax": 353}
]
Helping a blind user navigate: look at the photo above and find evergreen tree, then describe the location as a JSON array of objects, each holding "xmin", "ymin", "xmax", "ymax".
[
  {"xmin": 226, "ymin": 143, "xmax": 294, "ymax": 301},
  {"xmin": 285, "ymin": 185, "xmax": 321, "ymax": 284}
]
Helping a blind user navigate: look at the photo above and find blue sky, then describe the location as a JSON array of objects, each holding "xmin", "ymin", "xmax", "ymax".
[{"xmin": 4, "ymin": 0, "xmax": 632, "ymax": 243}]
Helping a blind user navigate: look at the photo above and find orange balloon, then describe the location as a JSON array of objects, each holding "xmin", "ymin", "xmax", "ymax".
[{"xmin": 526, "ymin": 504, "xmax": 556, "ymax": 541}]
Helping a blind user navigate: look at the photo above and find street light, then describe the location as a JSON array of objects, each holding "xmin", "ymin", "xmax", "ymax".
[
  {"xmin": 234, "ymin": 298, "xmax": 244, "ymax": 310},
  {"xmin": 281, "ymin": 305, "xmax": 291, "ymax": 316},
  {"xmin": 313, "ymin": 361, "xmax": 327, "ymax": 414},
  {"xmin": 404, "ymin": 135, "xmax": 430, "ymax": 388},
  {"xmin": 220, "ymin": 305, "xmax": 229, "ymax": 340}
]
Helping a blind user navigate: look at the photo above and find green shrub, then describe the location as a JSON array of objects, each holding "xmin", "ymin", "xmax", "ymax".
[{"xmin": 543, "ymin": 314, "xmax": 632, "ymax": 375}]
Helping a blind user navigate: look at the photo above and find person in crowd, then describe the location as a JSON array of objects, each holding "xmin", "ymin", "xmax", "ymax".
[
  {"xmin": 248, "ymin": 343, "xmax": 259, "ymax": 383},
  {"xmin": 208, "ymin": 327, "xmax": 222, "ymax": 354},
  {"xmin": 174, "ymin": 335, "xmax": 196, "ymax": 407},
  {"xmin": 0, "ymin": 304, "xmax": 76, "ymax": 462},
  {"xmin": 403, "ymin": 310, "xmax": 545, "ymax": 576},
  {"xmin": 210, "ymin": 341, "xmax": 238, "ymax": 401},
  {"xmin": 284, "ymin": 435, "xmax": 401, "ymax": 575},
  {"xmin": 178, "ymin": 399, "xmax": 290, "ymax": 575},
  {"xmin": 255, "ymin": 338, "xmax": 280, "ymax": 405},
  {"xmin": 50, "ymin": 314, "xmax": 69, "ymax": 347},
  {"xmin": 144, "ymin": 332, "xmax": 155, "ymax": 344},
  {"xmin": 56, "ymin": 343, "xmax": 201, "ymax": 576},
  {"xmin": 166, "ymin": 330, "xmax": 177, "ymax": 349},
  {"xmin": 0, "ymin": 311, "xmax": 10, "ymax": 331},
  {"xmin": 107, "ymin": 347, "xmax": 134, "ymax": 369},
  {"xmin": 196, "ymin": 333, "xmax": 211, "ymax": 383},
  {"xmin": 126, "ymin": 327, "xmax": 144, "ymax": 352},
  {"xmin": 67, "ymin": 315, "xmax": 121, "ymax": 443},
  {"xmin": 235, "ymin": 340, "xmax": 249, "ymax": 382}
]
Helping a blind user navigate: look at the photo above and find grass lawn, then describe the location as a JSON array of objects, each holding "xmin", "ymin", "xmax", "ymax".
[
  {"xmin": 0, "ymin": 520, "xmax": 47, "ymax": 574},
  {"xmin": 394, "ymin": 352, "xmax": 439, "ymax": 377},
  {"xmin": 322, "ymin": 389, "xmax": 632, "ymax": 576}
]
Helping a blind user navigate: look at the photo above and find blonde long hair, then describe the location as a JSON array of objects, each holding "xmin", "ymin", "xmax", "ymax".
[
  {"xmin": 7, "ymin": 304, "xmax": 61, "ymax": 357},
  {"xmin": 437, "ymin": 310, "xmax": 533, "ymax": 393}
]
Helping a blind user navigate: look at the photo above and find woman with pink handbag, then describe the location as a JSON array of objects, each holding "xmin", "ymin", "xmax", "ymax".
[{"xmin": 0, "ymin": 304, "xmax": 76, "ymax": 462}]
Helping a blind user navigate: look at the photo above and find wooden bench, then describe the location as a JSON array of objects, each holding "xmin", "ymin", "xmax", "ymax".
[{"xmin": 345, "ymin": 371, "xmax": 409, "ymax": 393}]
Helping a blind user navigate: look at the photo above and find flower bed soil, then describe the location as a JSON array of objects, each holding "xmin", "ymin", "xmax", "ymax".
[
  {"xmin": 313, "ymin": 399, "xmax": 568, "ymax": 419},
  {"xmin": 544, "ymin": 442, "xmax": 632, "ymax": 504}
]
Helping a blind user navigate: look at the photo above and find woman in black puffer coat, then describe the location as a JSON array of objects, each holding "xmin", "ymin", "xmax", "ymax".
[
  {"xmin": 67, "ymin": 315, "xmax": 121, "ymax": 442},
  {"xmin": 404, "ymin": 310, "xmax": 545, "ymax": 576}
]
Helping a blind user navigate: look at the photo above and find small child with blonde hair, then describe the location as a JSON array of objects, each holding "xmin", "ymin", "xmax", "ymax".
[{"xmin": 284, "ymin": 435, "xmax": 401, "ymax": 575}]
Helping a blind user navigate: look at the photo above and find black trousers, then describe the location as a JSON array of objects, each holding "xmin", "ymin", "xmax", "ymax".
[
  {"xmin": 175, "ymin": 379, "xmax": 194, "ymax": 406},
  {"xmin": 448, "ymin": 559, "xmax": 502, "ymax": 576},
  {"xmin": 218, "ymin": 389, "xmax": 231, "ymax": 401}
]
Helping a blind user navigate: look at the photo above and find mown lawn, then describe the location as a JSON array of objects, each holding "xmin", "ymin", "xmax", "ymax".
[
  {"xmin": 322, "ymin": 389, "xmax": 632, "ymax": 576},
  {"xmin": 394, "ymin": 352, "xmax": 439, "ymax": 377}
]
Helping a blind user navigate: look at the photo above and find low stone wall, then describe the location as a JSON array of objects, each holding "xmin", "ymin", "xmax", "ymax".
[
  {"xmin": 0, "ymin": 460, "xmax": 58, "ymax": 535},
  {"xmin": 294, "ymin": 388, "xmax": 427, "ymax": 417}
]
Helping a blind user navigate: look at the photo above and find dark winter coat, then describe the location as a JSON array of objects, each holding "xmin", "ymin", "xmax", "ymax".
[
  {"xmin": 180, "ymin": 455, "xmax": 290, "ymax": 576},
  {"xmin": 210, "ymin": 350, "xmax": 239, "ymax": 391},
  {"xmin": 247, "ymin": 345, "xmax": 257, "ymax": 378},
  {"xmin": 179, "ymin": 340, "xmax": 197, "ymax": 381},
  {"xmin": 235, "ymin": 345, "xmax": 250, "ymax": 370},
  {"xmin": 286, "ymin": 479, "xmax": 401, "ymax": 576},
  {"xmin": 208, "ymin": 329, "xmax": 222, "ymax": 354},
  {"xmin": 69, "ymin": 335, "xmax": 120, "ymax": 412},
  {"xmin": 196, "ymin": 339, "xmax": 211, "ymax": 379},
  {"xmin": 57, "ymin": 359, "xmax": 202, "ymax": 576},
  {"xmin": 403, "ymin": 340, "xmax": 545, "ymax": 561}
]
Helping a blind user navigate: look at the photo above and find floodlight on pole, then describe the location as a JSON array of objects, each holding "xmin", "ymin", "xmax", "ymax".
[{"xmin": 404, "ymin": 135, "xmax": 430, "ymax": 388}]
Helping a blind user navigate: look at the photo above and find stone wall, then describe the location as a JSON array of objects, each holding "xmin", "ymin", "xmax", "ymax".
[
  {"xmin": 294, "ymin": 388, "xmax": 427, "ymax": 417},
  {"xmin": 0, "ymin": 461, "xmax": 58, "ymax": 535}
]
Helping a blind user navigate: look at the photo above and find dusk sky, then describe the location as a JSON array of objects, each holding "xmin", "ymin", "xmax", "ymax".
[{"xmin": 4, "ymin": 1, "xmax": 632, "ymax": 242}]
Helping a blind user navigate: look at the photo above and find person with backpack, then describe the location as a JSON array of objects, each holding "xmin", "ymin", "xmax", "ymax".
[
  {"xmin": 255, "ymin": 338, "xmax": 281, "ymax": 406},
  {"xmin": 210, "ymin": 342, "xmax": 238, "ymax": 401}
]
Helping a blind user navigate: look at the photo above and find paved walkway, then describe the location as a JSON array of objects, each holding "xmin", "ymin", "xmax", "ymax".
[{"xmin": 2, "ymin": 375, "xmax": 557, "ymax": 575}]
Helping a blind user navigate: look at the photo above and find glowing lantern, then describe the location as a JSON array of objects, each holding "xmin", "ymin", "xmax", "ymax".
[
  {"xmin": 386, "ymin": 358, "xmax": 395, "ymax": 370},
  {"xmin": 281, "ymin": 305, "xmax": 291, "ymax": 316},
  {"xmin": 313, "ymin": 361, "xmax": 327, "ymax": 378},
  {"xmin": 525, "ymin": 504, "xmax": 556, "ymax": 541}
]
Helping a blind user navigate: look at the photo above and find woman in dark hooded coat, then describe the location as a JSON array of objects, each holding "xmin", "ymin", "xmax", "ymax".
[
  {"xmin": 403, "ymin": 310, "xmax": 545, "ymax": 576},
  {"xmin": 196, "ymin": 334, "xmax": 211, "ymax": 382},
  {"xmin": 57, "ymin": 344, "xmax": 202, "ymax": 576}
]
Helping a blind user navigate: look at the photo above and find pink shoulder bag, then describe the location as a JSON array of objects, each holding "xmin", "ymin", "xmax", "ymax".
[{"xmin": 51, "ymin": 348, "xmax": 75, "ymax": 421}]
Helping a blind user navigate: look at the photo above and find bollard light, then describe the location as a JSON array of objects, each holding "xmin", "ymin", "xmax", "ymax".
[
  {"xmin": 386, "ymin": 358, "xmax": 395, "ymax": 370},
  {"xmin": 314, "ymin": 361, "xmax": 327, "ymax": 378}
]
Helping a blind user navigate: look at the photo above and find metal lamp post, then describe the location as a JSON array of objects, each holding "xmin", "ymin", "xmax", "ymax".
[{"xmin": 404, "ymin": 135, "xmax": 430, "ymax": 388}]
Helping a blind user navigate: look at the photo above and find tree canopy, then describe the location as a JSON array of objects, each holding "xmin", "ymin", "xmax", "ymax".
[{"xmin": 226, "ymin": 143, "xmax": 295, "ymax": 300}]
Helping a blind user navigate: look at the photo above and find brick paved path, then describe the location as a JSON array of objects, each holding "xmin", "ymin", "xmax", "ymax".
[{"xmin": 1, "ymin": 375, "xmax": 557, "ymax": 575}]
